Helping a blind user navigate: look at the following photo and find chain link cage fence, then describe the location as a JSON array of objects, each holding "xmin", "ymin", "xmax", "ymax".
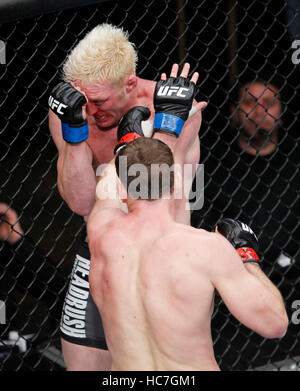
[{"xmin": 0, "ymin": 0, "xmax": 299, "ymax": 371}]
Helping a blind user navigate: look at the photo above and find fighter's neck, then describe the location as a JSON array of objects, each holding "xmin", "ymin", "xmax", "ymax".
[
  {"xmin": 134, "ymin": 77, "xmax": 155, "ymax": 103},
  {"xmin": 127, "ymin": 198, "xmax": 174, "ymax": 221}
]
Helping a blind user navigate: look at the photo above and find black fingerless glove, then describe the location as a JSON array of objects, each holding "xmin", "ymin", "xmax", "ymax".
[
  {"xmin": 49, "ymin": 82, "xmax": 88, "ymax": 143},
  {"xmin": 114, "ymin": 106, "xmax": 150, "ymax": 154},
  {"xmin": 217, "ymin": 218, "xmax": 261, "ymax": 265},
  {"xmin": 153, "ymin": 76, "xmax": 195, "ymax": 137}
]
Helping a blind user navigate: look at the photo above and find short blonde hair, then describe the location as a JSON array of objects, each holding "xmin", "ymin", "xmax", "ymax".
[{"xmin": 62, "ymin": 24, "xmax": 137, "ymax": 87}]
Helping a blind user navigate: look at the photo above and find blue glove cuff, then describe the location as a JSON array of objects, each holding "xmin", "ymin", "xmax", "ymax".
[
  {"xmin": 62, "ymin": 122, "xmax": 89, "ymax": 143},
  {"xmin": 153, "ymin": 113, "xmax": 184, "ymax": 137}
]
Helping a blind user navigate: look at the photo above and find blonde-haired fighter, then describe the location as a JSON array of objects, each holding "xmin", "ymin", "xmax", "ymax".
[
  {"xmin": 48, "ymin": 23, "xmax": 206, "ymax": 370},
  {"xmin": 63, "ymin": 24, "xmax": 137, "ymax": 87}
]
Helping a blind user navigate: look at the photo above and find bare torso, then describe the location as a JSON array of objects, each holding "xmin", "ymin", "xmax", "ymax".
[
  {"xmin": 85, "ymin": 78, "xmax": 200, "ymax": 223},
  {"xmin": 49, "ymin": 76, "xmax": 201, "ymax": 222},
  {"xmin": 89, "ymin": 216, "xmax": 220, "ymax": 371}
]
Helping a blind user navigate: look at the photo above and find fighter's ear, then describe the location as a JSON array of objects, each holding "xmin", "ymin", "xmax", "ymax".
[{"xmin": 125, "ymin": 75, "xmax": 137, "ymax": 93}]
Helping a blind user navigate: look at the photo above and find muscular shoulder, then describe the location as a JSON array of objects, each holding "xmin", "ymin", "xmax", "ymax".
[
  {"xmin": 149, "ymin": 227, "xmax": 218, "ymax": 296},
  {"xmin": 166, "ymin": 226, "xmax": 236, "ymax": 269},
  {"xmin": 88, "ymin": 213, "xmax": 128, "ymax": 255},
  {"xmin": 155, "ymin": 226, "xmax": 215, "ymax": 262},
  {"xmin": 137, "ymin": 78, "xmax": 156, "ymax": 109},
  {"xmin": 203, "ymin": 229, "xmax": 244, "ymax": 279},
  {"xmin": 138, "ymin": 77, "xmax": 156, "ymax": 93},
  {"xmin": 188, "ymin": 228, "xmax": 226, "ymax": 260}
]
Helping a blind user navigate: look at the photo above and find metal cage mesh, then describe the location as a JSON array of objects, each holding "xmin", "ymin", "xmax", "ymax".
[{"xmin": 0, "ymin": 0, "xmax": 299, "ymax": 370}]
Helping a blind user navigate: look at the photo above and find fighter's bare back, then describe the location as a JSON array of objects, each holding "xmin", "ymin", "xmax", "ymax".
[{"xmin": 89, "ymin": 213, "xmax": 220, "ymax": 371}]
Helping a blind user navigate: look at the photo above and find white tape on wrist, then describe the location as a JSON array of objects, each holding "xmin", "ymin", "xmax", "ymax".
[{"xmin": 141, "ymin": 105, "xmax": 198, "ymax": 138}]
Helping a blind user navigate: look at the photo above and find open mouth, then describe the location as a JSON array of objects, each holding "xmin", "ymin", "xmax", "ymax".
[{"xmin": 95, "ymin": 114, "xmax": 112, "ymax": 122}]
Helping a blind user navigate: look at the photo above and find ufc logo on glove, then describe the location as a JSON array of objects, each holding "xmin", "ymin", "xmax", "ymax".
[
  {"xmin": 157, "ymin": 86, "xmax": 189, "ymax": 97},
  {"xmin": 48, "ymin": 95, "xmax": 68, "ymax": 115},
  {"xmin": 241, "ymin": 222, "xmax": 257, "ymax": 239}
]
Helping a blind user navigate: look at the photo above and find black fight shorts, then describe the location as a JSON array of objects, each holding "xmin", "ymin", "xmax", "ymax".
[{"xmin": 60, "ymin": 236, "xmax": 108, "ymax": 350}]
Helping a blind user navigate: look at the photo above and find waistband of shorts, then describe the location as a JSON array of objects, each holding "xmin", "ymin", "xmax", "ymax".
[{"xmin": 60, "ymin": 331, "xmax": 108, "ymax": 350}]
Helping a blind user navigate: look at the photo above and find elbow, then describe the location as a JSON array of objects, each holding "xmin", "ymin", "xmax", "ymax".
[
  {"xmin": 61, "ymin": 195, "xmax": 93, "ymax": 217},
  {"xmin": 272, "ymin": 313, "xmax": 289, "ymax": 339},
  {"xmin": 58, "ymin": 181, "xmax": 93, "ymax": 216},
  {"xmin": 68, "ymin": 200, "xmax": 93, "ymax": 217},
  {"xmin": 262, "ymin": 310, "xmax": 289, "ymax": 339}
]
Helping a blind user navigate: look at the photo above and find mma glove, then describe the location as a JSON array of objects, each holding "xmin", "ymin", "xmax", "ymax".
[
  {"xmin": 217, "ymin": 218, "xmax": 261, "ymax": 265},
  {"xmin": 49, "ymin": 82, "xmax": 88, "ymax": 143},
  {"xmin": 114, "ymin": 106, "xmax": 150, "ymax": 154},
  {"xmin": 153, "ymin": 76, "xmax": 195, "ymax": 137}
]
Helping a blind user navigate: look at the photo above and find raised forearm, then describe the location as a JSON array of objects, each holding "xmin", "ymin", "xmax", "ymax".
[
  {"xmin": 217, "ymin": 219, "xmax": 289, "ymax": 337},
  {"xmin": 245, "ymin": 263, "xmax": 288, "ymax": 337},
  {"xmin": 174, "ymin": 110, "xmax": 201, "ymax": 158},
  {"xmin": 88, "ymin": 159, "xmax": 126, "ymax": 233},
  {"xmin": 94, "ymin": 159, "xmax": 126, "ymax": 212},
  {"xmin": 245, "ymin": 263, "xmax": 285, "ymax": 305},
  {"xmin": 58, "ymin": 141, "xmax": 96, "ymax": 216}
]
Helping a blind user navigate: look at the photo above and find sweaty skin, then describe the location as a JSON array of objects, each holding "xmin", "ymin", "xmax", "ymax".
[
  {"xmin": 88, "ymin": 190, "xmax": 288, "ymax": 370},
  {"xmin": 89, "ymin": 208, "xmax": 219, "ymax": 370},
  {"xmin": 49, "ymin": 64, "xmax": 206, "ymax": 223},
  {"xmin": 87, "ymin": 153, "xmax": 288, "ymax": 371},
  {"xmin": 49, "ymin": 63, "xmax": 206, "ymax": 369}
]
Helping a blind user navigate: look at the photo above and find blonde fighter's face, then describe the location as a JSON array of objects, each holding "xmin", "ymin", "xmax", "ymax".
[{"xmin": 81, "ymin": 81, "xmax": 131, "ymax": 130}]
